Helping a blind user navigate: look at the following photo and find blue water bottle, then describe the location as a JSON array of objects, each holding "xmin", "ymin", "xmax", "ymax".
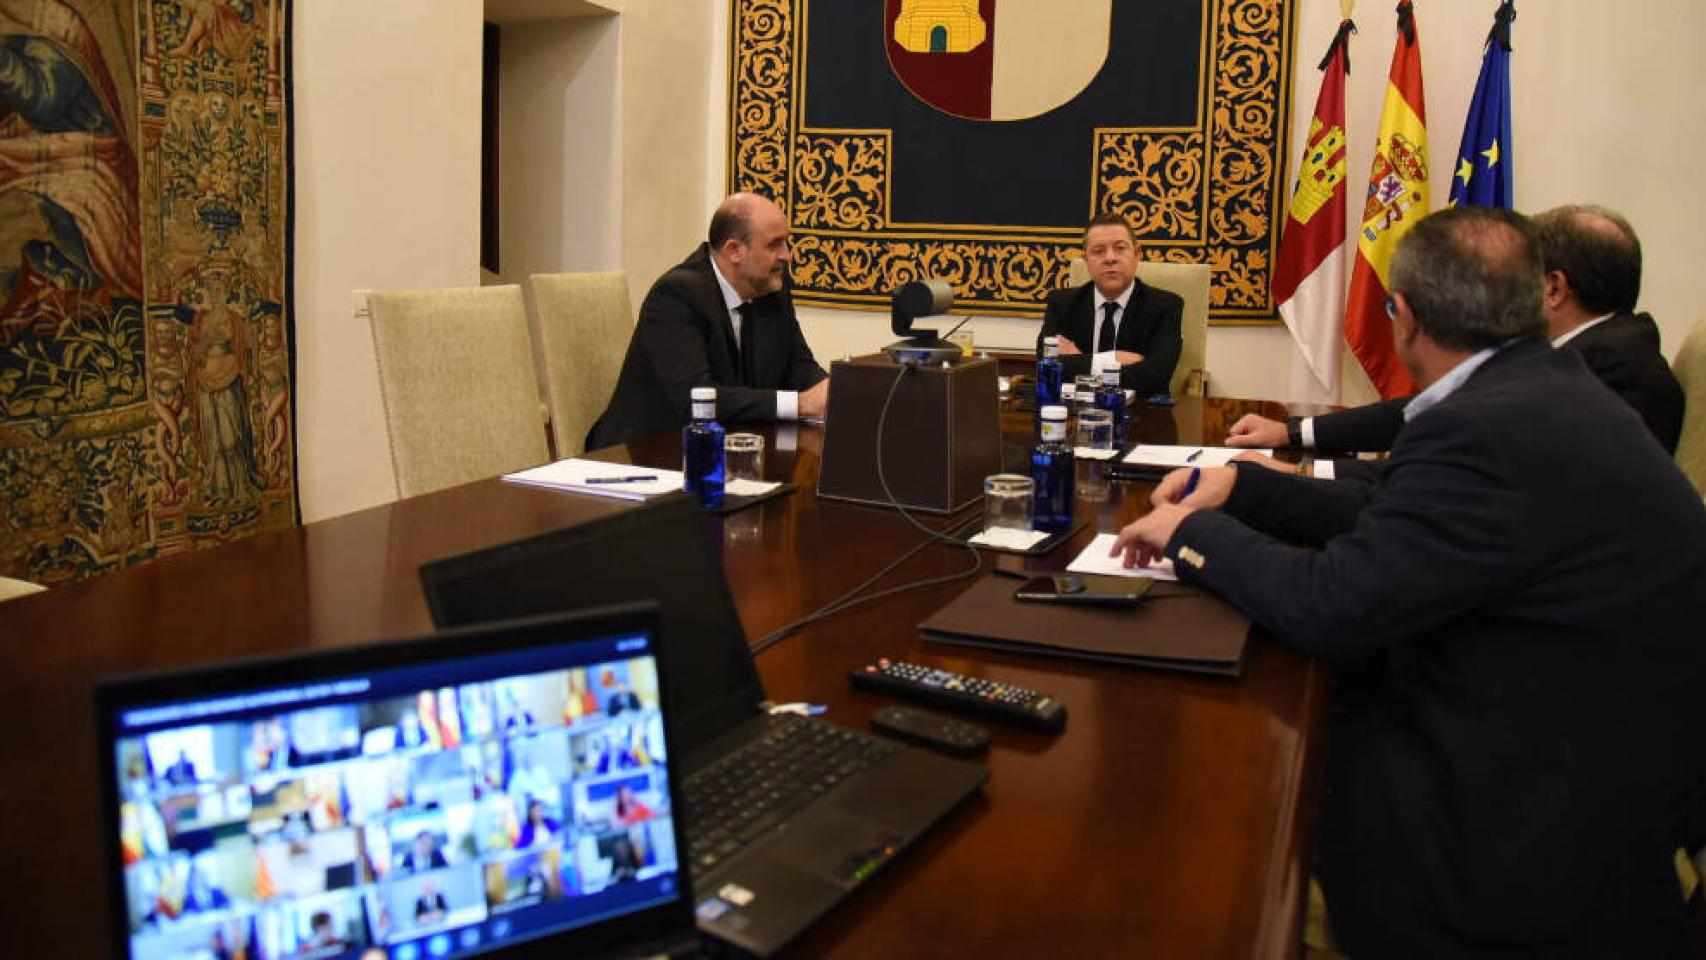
[
  {"xmin": 682, "ymin": 386, "xmax": 725, "ymax": 509},
  {"xmin": 1094, "ymin": 365, "xmax": 1129, "ymax": 449},
  {"xmin": 1036, "ymin": 336, "xmax": 1063, "ymax": 421},
  {"xmin": 1030, "ymin": 404, "xmax": 1075, "ymax": 533}
]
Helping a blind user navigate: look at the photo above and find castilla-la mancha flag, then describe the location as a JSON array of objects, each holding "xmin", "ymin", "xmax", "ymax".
[
  {"xmin": 1345, "ymin": 0, "xmax": 1428, "ymax": 399},
  {"xmin": 1272, "ymin": 19, "xmax": 1355, "ymax": 400}
]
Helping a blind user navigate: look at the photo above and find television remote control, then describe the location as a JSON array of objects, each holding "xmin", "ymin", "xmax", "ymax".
[
  {"xmin": 870, "ymin": 705, "xmax": 989, "ymax": 757},
  {"xmin": 851, "ymin": 658, "xmax": 1067, "ymax": 733}
]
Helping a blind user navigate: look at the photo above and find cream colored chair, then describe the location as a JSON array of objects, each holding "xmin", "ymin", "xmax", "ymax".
[
  {"xmin": 0, "ymin": 576, "xmax": 45, "ymax": 602},
  {"xmin": 368, "ymin": 285, "xmax": 550, "ymax": 498},
  {"xmin": 1066, "ymin": 257, "xmax": 1210, "ymax": 397},
  {"xmin": 1673, "ymin": 319, "xmax": 1706, "ymax": 496},
  {"xmin": 525, "ymin": 271, "xmax": 635, "ymax": 456}
]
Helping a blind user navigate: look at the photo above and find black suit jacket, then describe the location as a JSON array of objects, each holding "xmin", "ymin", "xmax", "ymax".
[
  {"xmin": 1167, "ymin": 339, "xmax": 1706, "ymax": 957},
  {"xmin": 1304, "ymin": 312, "xmax": 1685, "ymax": 455},
  {"xmin": 1035, "ymin": 280, "xmax": 1183, "ymax": 396},
  {"xmin": 586, "ymin": 245, "xmax": 827, "ymax": 449}
]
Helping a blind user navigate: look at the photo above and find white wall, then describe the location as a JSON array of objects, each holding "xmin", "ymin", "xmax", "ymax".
[
  {"xmin": 493, "ymin": 14, "xmax": 623, "ymax": 284},
  {"xmin": 293, "ymin": 0, "xmax": 484, "ymax": 522}
]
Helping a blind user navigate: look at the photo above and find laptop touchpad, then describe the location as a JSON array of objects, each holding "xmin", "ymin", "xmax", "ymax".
[{"xmin": 766, "ymin": 807, "xmax": 904, "ymax": 887}]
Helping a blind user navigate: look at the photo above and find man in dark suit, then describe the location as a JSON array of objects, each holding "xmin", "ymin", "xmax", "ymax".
[
  {"xmin": 1227, "ymin": 204, "xmax": 1685, "ymax": 463},
  {"xmin": 1114, "ymin": 207, "xmax": 1706, "ymax": 957},
  {"xmin": 1035, "ymin": 212, "xmax": 1183, "ymax": 397},
  {"xmin": 586, "ymin": 193, "xmax": 828, "ymax": 449}
]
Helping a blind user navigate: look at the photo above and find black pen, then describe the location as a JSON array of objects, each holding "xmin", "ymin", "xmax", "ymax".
[{"xmin": 584, "ymin": 475, "xmax": 659, "ymax": 484}]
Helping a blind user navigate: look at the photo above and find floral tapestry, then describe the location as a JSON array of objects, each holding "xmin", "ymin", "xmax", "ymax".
[
  {"xmin": 0, "ymin": 0, "xmax": 294, "ymax": 584},
  {"xmin": 729, "ymin": 0, "xmax": 1298, "ymax": 321}
]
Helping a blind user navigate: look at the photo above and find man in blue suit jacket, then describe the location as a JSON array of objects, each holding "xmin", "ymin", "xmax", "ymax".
[
  {"xmin": 1115, "ymin": 207, "xmax": 1706, "ymax": 957},
  {"xmin": 1226, "ymin": 204, "xmax": 1684, "ymax": 460},
  {"xmin": 1035, "ymin": 212, "xmax": 1183, "ymax": 397}
]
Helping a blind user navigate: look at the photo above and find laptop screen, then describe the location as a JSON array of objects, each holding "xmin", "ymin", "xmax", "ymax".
[
  {"xmin": 97, "ymin": 607, "xmax": 689, "ymax": 960},
  {"xmin": 419, "ymin": 494, "xmax": 767, "ymax": 755}
]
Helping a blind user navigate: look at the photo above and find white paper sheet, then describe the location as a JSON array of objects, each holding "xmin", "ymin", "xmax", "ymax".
[
  {"xmin": 503, "ymin": 459, "xmax": 684, "ymax": 501},
  {"xmin": 1120, "ymin": 444, "xmax": 1271, "ymax": 469},
  {"xmin": 1066, "ymin": 533, "xmax": 1179, "ymax": 581}
]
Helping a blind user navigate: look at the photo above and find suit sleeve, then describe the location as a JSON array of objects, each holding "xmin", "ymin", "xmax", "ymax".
[
  {"xmin": 635, "ymin": 281, "xmax": 778, "ymax": 423},
  {"xmin": 1165, "ymin": 407, "xmax": 1536, "ymax": 663},
  {"xmin": 775, "ymin": 288, "xmax": 829, "ymax": 393},
  {"xmin": 1308, "ymin": 397, "xmax": 1410, "ymax": 454},
  {"xmin": 1037, "ymin": 289, "xmax": 1093, "ymax": 378},
  {"xmin": 1119, "ymin": 293, "xmax": 1182, "ymax": 395},
  {"xmin": 1574, "ymin": 337, "xmax": 1685, "ymax": 454}
]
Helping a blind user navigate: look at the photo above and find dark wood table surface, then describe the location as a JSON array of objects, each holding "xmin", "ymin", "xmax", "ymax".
[{"xmin": 0, "ymin": 395, "xmax": 1334, "ymax": 958}]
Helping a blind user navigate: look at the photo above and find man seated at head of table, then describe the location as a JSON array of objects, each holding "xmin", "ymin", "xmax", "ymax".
[
  {"xmin": 1034, "ymin": 211, "xmax": 1183, "ymax": 399},
  {"xmin": 585, "ymin": 192, "xmax": 829, "ymax": 450},
  {"xmin": 1226, "ymin": 204, "xmax": 1685, "ymax": 478},
  {"xmin": 1112, "ymin": 206, "xmax": 1706, "ymax": 958}
]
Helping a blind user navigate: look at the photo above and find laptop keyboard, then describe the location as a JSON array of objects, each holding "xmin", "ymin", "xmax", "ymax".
[{"xmin": 683, "ymin": 714, "xmax": 902, "ymax": 875}]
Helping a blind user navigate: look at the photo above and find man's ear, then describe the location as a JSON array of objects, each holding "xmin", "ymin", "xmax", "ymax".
[
  {"xmin": 1543, "ymin": 270, "xmax": 1569, "ymax": 309},
  {"xmin": 1390, "ymin": 292, "xmax": 1420, "ymax": 348}
]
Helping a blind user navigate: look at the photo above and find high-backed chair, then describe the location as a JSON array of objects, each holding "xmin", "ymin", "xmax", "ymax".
[
  {"xmin": 0, "ymin": 577, "xmax": 45, "ymax": 602},
  {"xmin": 525, "ymin": 271, "xmax": 635, "ymax": 456},
  {"xmin": 1066, "ymin": 257, "xmax": 1211, "ymax": 397},
  {"xmin": 367, "ymin": 285, "xmax": 550, "ymax": 498},
  {"xmin": 1673, "ymin": 319, "xmax": 1706, "ymax": 496}
]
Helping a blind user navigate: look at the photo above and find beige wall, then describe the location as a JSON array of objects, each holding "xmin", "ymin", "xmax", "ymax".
[
  {"xmin": 292, "ymin": 0, "xmax": 1706, "ymax": 519},
  {"xmin": 293, "ymin": 0, "xmax": 484, "ymax": 522}
]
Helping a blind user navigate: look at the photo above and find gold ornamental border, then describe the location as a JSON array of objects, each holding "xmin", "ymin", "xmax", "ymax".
[{"xmin": 728, "ymin": 0, "xmax": 1297, "ymax": 324}]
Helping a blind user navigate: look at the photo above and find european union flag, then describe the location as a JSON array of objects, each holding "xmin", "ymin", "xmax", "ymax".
[{"xmin": 1449, "ymin": 1, "xmax": 1516, "ymax": 208}]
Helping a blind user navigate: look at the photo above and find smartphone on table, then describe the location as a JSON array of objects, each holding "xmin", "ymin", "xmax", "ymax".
[{"xmin": 1013, "ymin": 573, "xmax": 1151, "ymax": 606}]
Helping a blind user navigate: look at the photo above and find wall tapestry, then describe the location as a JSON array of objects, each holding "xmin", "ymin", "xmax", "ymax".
[
  {"xmin": 728, "ymin": 0, "xmax": 1297, "ymax": 320},
  {"xmin": 0, "ymin": 0, "xmax": 295, "ymax": 584}
]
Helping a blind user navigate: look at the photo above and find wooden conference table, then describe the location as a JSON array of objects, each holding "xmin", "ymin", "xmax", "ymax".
[{"xmin": 1, "ymin": 394, "xmax": 1334, "ymax": 958}]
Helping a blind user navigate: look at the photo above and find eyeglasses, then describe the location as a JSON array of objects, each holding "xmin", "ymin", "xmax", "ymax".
[{"xmin": 1383, "ymin": 295, "xmax": 1399, "ymax": 320}]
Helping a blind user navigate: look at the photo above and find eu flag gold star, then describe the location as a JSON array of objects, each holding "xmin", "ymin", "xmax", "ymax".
[
  {"xmin": 1481, "ymin": 140, "xmax": 1501, "ymax": 170},
  {"xmin": 1456, "ymin": 158, "xmax": 1474, "ymax": 184}
]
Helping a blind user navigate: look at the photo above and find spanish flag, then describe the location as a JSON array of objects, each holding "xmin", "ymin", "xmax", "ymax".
[
  {"xmin": 1273, "ymin": 17, "xmax": 1355, "ymax": 401},
  {"xmin": 1344, "ymin": 0, "xmax": 1428, "ymax": 399}
]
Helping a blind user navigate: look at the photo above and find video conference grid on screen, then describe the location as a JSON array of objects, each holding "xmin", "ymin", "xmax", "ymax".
[{"xmin": 110, "ymin": 636, "xmax": 679, "ymax": 960}]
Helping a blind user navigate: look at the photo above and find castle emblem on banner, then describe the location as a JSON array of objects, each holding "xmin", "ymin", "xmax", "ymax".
[
  {"xmin": 885, "ymin": 0, "xmax": 1109, "ymax": 121},
  {"xmin": 1289, "ymin": 118, "xmax": 1346, "ymax": 226},
  {"xmin": 1360, "ymin": 132, "xmax": 1428, "ymax": 242}
]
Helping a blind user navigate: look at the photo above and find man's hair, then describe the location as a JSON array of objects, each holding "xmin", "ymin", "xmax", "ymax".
[
  {"xmin": 709, "ymin": 195, "xmax": 766, "ymax": 249},
  {"xmin": 1531, "ymin": 204, "xmax": 1642, "ymax": 314},
  {"xmin": 1083, "ymin": 211, "xmax": 1137, "ymax": 247},
  {"xmin": 1388, "ymin": 206, "xmax": 1545, "ymax": 352}
]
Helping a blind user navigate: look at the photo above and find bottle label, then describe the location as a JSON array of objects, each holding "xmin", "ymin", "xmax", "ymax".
[
  {"xmin": 692, "ymin": 401, "xmax": 715, "ymax": 420},
  {"xmin": 1102, "ymin": 369, "xmax": 1119, "ymax": 385},
  {"xmin": 1041, "ymin": 421, "xmax": 1066, "ymax": 442}
]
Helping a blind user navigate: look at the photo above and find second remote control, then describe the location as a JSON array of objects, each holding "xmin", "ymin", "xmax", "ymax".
[{"xmin": 852, "ymin": 658, "xmax": 1067, "ymax": 732}]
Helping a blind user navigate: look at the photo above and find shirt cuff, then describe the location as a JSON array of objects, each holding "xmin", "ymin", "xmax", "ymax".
[
  {"xmin": 1313, "ymin": 458, "xmax": 1335, "ymax": 480},
  {"xmin": 1299, "ymin": 416, "xmax": 1316, "ymax": 448},
  {"xmin": 776, "ymin": 390, "xmax": 799, "ymax": 420},
  {"xmin": 1091, "ymin": 350, "xmax": 1119, "ymax": 374}
]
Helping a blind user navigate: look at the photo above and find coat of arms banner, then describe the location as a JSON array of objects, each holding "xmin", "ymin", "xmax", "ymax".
[
  {"xmin": 0, "ymin": 0, "xmax": 296, "ymax": 584},
  {"xmin": 728, "ymin": 0, "xmax": 1298, "ymax": 320}
]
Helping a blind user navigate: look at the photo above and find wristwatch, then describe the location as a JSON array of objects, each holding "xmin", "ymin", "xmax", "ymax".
[{"xmin": 1285, "ymin": 416, "xmax": 1304, "ymax": 448}]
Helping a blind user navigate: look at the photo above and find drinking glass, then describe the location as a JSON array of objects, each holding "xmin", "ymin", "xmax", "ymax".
[
  {"xmin": 1075, "ymin": 409, "xmax": 1115, "ymax": 450},
  {"xmin": 982, "ymin": 474, "xmax": 1034, "ymax": 535},
  {"xmin": 724, "ymin": 433, "xmax": 765, "ymax": 482}
]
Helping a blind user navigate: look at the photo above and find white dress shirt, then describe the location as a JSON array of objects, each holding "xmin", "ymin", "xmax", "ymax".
[
  {"xmin": 710, "ymin": 258, "xmax": 797, "ymax": 419},
  {"xmin": 1090, "ymin": 282, "xmax": 1136, "ymax": 374}
]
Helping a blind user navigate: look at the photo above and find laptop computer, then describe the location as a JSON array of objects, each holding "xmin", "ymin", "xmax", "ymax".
[
  {"xmin": 96, "ymin": 603, "xmax": 702, "ymax": 960},
  {"xmin": 417, "ymin": 493, "xmax": 988, "ymax": 957}
]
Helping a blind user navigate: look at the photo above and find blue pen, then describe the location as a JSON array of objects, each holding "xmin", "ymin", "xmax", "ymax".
[
  {"xmin": 585, "ymin": 475, "xmax": 659, "ymax": 485},
  {"xmin": 1181, "ymin": 466, "xmax": 1201, "ymax": 499},
  {"xmin": 1184, "ymin": 448, "xmax": 1203, "ymax": 463}
]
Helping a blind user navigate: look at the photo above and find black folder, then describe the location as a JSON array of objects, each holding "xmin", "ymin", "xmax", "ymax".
[{"xmin": 919, "ymin": 574, "xmax": 1249, "ymax": 677}]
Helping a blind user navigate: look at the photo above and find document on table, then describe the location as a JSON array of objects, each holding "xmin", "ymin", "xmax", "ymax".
[
  {"xmin": 1120, "ymin": 444, "xmax": 1270, "ymax": 469},
  {"xmin": 503, "ymin": 459, "xmax": 684, "ymax": 500},
  {"xmin": 1067, "ymin": 533, "xmax": 1179, "ymax": 582}
]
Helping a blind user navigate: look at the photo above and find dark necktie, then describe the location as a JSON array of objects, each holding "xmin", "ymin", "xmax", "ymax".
[
  {"xmin": 734, "ymin": 303, "xmax": 754, "ymax": 384},
  {"xmin": 1098, "ymin": 301, "xmax": 1119, "ymax": 355}
]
